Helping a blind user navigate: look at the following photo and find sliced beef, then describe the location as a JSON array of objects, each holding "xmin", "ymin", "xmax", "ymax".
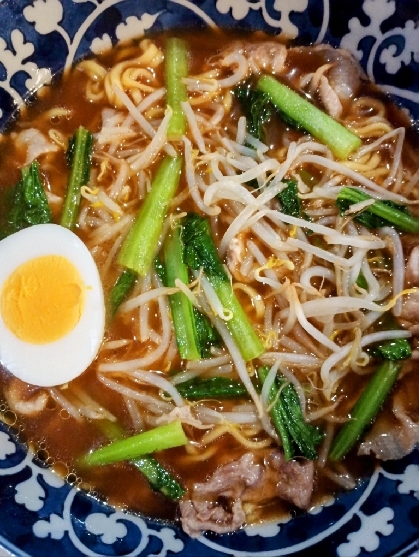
[
  {"xmin": 179, "ymin": 453, "xmax": 261, "ymax": 537},
  {"xmin": 406, "ymin": 245, "xmax": 419, "ymax": 286},
  {"xmin": 358, "ymin": 371, "xmax": 419, "ymax": 460},
  {"xmin": 5, "ymin": 379, "xmax": 48, "ymax": 416},
  {"xmin": 179, "ymin": 450, "xmax": 315, "ymax": 537},
  {"xmin": 267, "ymin": 450, "xmax": 315, "ymax": 509}
]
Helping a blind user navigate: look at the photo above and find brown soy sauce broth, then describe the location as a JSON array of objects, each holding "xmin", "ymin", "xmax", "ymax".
[{"xmin": 0, "ymin": 27, "xmax": 417, "ymax": 527}]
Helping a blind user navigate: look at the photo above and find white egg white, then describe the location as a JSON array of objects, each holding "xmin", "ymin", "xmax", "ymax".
[{"xmin": 0, "ymin": 223, "xmax": 105, "ymax": 387}]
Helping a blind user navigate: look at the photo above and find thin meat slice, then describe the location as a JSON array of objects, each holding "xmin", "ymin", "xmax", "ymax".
[{"xmin": 179, "ymin": 450, "xmax": 315, "ymax": 537}]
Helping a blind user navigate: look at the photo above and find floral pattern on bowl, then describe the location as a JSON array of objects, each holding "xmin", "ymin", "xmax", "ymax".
[{"xmin": 0, "ymin": 1, "xmax": 419, "ymax": 556}]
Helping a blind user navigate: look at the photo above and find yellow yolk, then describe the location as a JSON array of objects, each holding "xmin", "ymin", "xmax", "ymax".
[{"xmin": 1, "ymin": 255, "xmax": 85, "ymax": 344}]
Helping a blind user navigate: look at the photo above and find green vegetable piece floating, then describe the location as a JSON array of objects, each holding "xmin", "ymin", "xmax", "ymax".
[
  {"xmin": 164, "ymin": 225, "xmax": 201, "ymax": 360},
  {"xmin": 60, "ymin": 126, "xmax": 93, "ymax": 230},
  {"xmin": 329, "ymin": 360, "xmax": 402, "ymax": 460},
  {"xmin": 165, "ymin": 37, "xmax": 189, "ymax": 141},
  {"xmin": 118, "ymin": 154, "xmax": 183, "ymax": 275},
  {"xmin": 132, "ymin": 455, "xmax": 186, "ymax": 500},
  {"xmin": 176, "ymin": 377, "xmax": 248, "ymax": 400},
  {"xmin": 258, "ymin": 366, "xmax": 323, "ymax": 461},
  {"xmin": 193, "ymin": 307, "xmax": 220, "ymax": 357},
  {"xmin": 256, "ymin": 75, "xmax": 362, "ymax": 159},
  {"xmin": 109, "ymin": 268, "xmax": 137, "ymax": 317},
  {"xmin": 2, "ymin": 161, "xmax": 52, "ymax": 237},
  {"xmin": 234, "ymin": 83, "xmax": 272, "ymax": 141},
  {"xmin": 356, "ymin": 271, "xmax": 369, "ymax": 291},
  {"xmin": 336, "ymin": 186, "xmax": 419, "ymax": 234},
  {"xmin": 181, "ymin": 213, "xmax": 264, "ymax": 361},
  {"xmin": 278, "ymin": 180, "xmax": 303, "ymax": 219},
  {"xmin": 82, "ymin": 420, "xmax": 188, "ymax": 467},
  {"xmin": 95, "ymin": 420, "xmax": 186, "ymax": 500}
]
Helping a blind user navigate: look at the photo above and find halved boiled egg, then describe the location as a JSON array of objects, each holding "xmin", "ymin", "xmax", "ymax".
[{"xmin": 0, "ymin": 223, "xmax": 105, "ymax": 387}]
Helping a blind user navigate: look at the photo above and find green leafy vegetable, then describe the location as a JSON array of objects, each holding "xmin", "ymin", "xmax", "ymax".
[
  {"xmin": 118, "ymin": 154, "xmax": 183, "ymax": 275},
  {"xmin": 258, "ymin": 366, "xmax": 324, "ymax": 460},
  {"xmin": 329, "ymin": 360, "xmax": 402, "ymax": 460},
  {"xmin": 109, "ymin": 268, "xmax": 137, "ymax": 317},
  {"xmin": 356, "ymin": 272, "xmax": 369, "ymax": 291},
  {"xmin": 256, "ymin": 75, "xmax": 362, "ymax": 159},
  {"xmin": 165, "ymin": 37, "xmax": 189, "ymax": 141},
  {"xmin": 234, "ymin": 83, "xmax": 272, "ymax": 141},
  {"xmin": 60, "ymin": 126, "xmax": 93, "ymax": 230},
  {"xmin": 366, "ymin": 312, "xmax": 412, "ymax": 361},
  {"xmin": 376, "ymin": 339, "xmax": 411, "ymax": 360},
  {"xmin": 181, "ymin": 213, "xmax": 264, "ymax": 361},
  {"xmin": 131, "ymin": 455, "xmax": 186, "ymax": 500},
  {"xmin": 163, "ymin": 224, "xmax": 201, "ymax": 360},
  {"xmin": 175, "ymin": 377, "xmax": 248, "ymax": 400},
  {"xmin": 336, "ymin": 187, "xmax": 419, "ymax": 234},
  {"xmin": 278, "ymin": 180, "xmax": 303, "ymax": 219},
  {"xmin": 1, "ymin": 161, "xmax": 51, "ymax": 238},
  {"xmin": 81, "ymin": 420, "xmax": 188, "ymax": 467},
  {"xmin": 278, "ymin": 179, "xmax": 312, "ymax": 231},
  {"xmin": 95, "ymin": 420, "xmax": 185, "ymax": 500},
  {"xmin": 193, "ymin": 307, "xmax": 220, "ymax": 357}
]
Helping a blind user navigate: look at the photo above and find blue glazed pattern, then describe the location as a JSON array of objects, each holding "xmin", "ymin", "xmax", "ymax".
[{"xmin": 0, "ymin": 1, "xmax": 418, "ymax": 556}]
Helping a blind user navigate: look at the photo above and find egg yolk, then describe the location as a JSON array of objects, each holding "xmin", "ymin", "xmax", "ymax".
[{"xmin": 1, "ymin": 255, "xmax": 85, "ymax": 344}]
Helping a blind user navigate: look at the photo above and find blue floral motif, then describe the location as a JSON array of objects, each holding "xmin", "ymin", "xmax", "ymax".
[
  {"xmin": 340, "ymin": 0, "xmax": 419, "ymax": 111},
  {"xmin": 337, "ymin": 508, "xmax": 395, "ymax": 557}
]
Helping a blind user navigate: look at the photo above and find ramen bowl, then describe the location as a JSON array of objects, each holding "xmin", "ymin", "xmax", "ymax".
[{"xmin": 0, "ymin": 1, "xmax": 419, "ymax": 556}]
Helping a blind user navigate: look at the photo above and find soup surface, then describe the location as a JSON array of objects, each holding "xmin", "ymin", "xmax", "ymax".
[{"xmin": 0, "ymin": 29, "xmax": 418, "ymax": 536}]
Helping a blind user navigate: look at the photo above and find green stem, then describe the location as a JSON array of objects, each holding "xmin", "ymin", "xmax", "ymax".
[
  {"xmin": 118, "ymin": 154, "xmax": 183, "ymax": 275},
  {"xmin": 164, "ymin": 225, "xmax": 201, "ymax": 360},
  {"xmin": 60, "ymin": 126, "xmax": 93, "ymax": 230},
  {"xmin": 329, "ymin": 360, "xmax": 402, "ymax": 460},
  {"xmin": 94, "ymin": 420, "xmax": 186, "ymax": 500},
  {"xmin": 165, "ymin": 37, "xmax": 188, "ymax": 141},
  {"xmin": 81, "ymin": 420, "xmax": 188, "ymax": 466},
  {"xmin": 257, "ymin": 75, "xmax": 362, "ymax": 159},
  {"xmin": 214, "ymin": 279, "xmax": 265, "ymax": 361},
  {"xmin": 337, "ymin": 186, "xmax": 419, "ymax": 234}
]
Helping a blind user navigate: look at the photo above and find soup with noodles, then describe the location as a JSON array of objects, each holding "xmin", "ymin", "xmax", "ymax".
[{"xmin": 0, "ymin": 30, "xmax": 418, "ymax": 536}]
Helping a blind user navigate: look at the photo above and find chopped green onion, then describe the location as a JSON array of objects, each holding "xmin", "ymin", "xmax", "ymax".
[
  {"xmin": 165, "ymin": 37, "xmax": 189, "ymax": 141},
  {"xmin": 60, "ymin": 126, "xmax": 93, "ymax": 230},
  {"xmin": 257, "ymin": 75, "xmax": 362, "ymax": 159},
  {"xmin": 118, "ymin": 154, "xmax": 183, "ymax": 275},
  {"xmin": 329, "ymin": 360, "xmax": 403, "ymax": 460},
  {"xmin": 81, "ymin": 420, "xmax": 188, "ymax": 467}
]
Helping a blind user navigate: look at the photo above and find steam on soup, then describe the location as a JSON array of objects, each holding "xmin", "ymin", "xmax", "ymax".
[{"xmin": 0, "ymin": 30, "xmax": 418, "ymax": 536}]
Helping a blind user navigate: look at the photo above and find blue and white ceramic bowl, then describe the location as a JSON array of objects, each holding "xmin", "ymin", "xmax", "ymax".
[{"xmin": 0, "ymin": 1, "xmax": 419, "ymax": 556}]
